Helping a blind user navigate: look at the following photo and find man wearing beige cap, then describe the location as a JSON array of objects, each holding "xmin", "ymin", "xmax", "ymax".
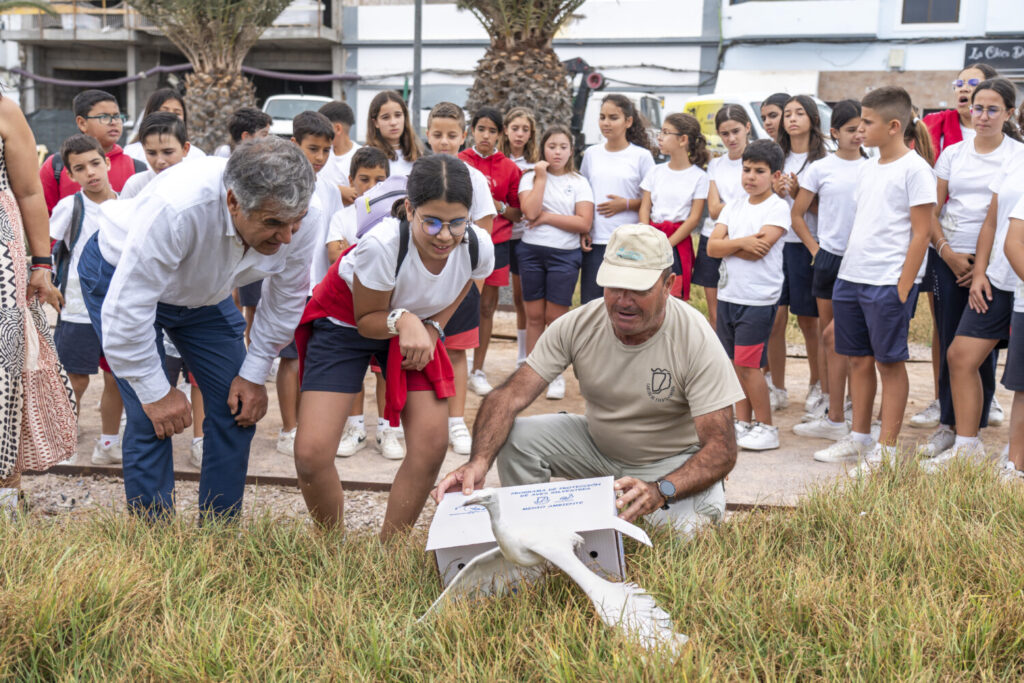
[{"xmin": 434, "ymin": 224, "xmax": 745, "ymax": 535}]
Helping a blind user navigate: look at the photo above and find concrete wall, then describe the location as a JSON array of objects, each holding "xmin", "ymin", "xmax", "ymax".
[{"xmin": 817, "ymin": 69, "xmax": 961, "ymax": 111}]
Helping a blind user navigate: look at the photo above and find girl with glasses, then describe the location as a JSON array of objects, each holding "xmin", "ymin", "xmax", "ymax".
[
  {"xmin": 292, "ymin": 155, "xmax": 494, "ymax": 539},
  {"xmin": 922, "ymin": 62, "xmax": 998, "ymax": 157}
]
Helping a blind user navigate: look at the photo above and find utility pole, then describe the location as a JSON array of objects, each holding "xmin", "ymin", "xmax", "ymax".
[{"xmin": 412, "ymin": 0, "xmax": 423, "ymax": 135}]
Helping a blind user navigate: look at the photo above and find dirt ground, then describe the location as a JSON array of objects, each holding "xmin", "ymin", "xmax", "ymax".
[{"xmin": 51, "ymin": 309, "xmax": 1015, "ymax": 509}]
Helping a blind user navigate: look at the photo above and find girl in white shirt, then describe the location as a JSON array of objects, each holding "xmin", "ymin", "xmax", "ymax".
[
  {"xmin": 700, "ymin": 104, "xmax": 752, "ymax": 330},
  {"xmin": 639, "ymin": 112, "xmax": 709, "ymax": 302},
  {"xmin": 293, "ymin": 155, "xmax": 494, "ymax": 539},
  {"xmin": 518, "ymin": 125, "xmax": 595, "ymax": 399},
  {"xmin": 364, "ymin": 90, "xmax": 422, "ymax": 177},
  {"xmin": 500, "ymin": 106, "xmax": 540, "ymax": 367},
  {"xmin": 769, "ymin": 94, "xmax": 828, "ymax": 414},
  {"xmin": 579, "ymin": 94, "xmax": 656, "ymax": 303},
  {"xmin": 790, "ymin": 100, "xmax": 868, "ymax": 439},
  {"xmin": 123, "ymin": 88, "xmax": 206, "ymax": 165}
]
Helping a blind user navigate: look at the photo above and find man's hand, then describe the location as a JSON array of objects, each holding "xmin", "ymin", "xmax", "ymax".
[
  {"xmin": 613, "ymin": 476, "xmax": 666, "ymax": 522},
  {"xmin": 433, "ymin": 458, "xmax": 490, "ymax": 503},
  {"xmin": 142, "ymin": 386, "xmax": 192, "ymax": 439},
  {"xmin": 227, "ymin": 376, "xmax": 268, "ymax": 427}
]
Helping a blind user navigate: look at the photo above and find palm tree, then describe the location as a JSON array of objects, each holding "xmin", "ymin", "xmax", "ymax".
[
  {"xmin": 456, "ymin": 0, "xmax": 586, "ymax": 131},
  {"xmin": 127, "ymin": 0, "xmax": 292, "ymax": 153},
  {"xmin": 0, "ymin": 1, "xmax": 57, "ymax": 14}
]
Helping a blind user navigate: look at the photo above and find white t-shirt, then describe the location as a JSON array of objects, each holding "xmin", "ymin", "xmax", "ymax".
[
  {"xmin": 118, "ymin": 169, "xmax": 157, "ymax": 200},
  {"xmin": 706, "ymin": 155, "xmax": 744, "ymax": 237},
  {"xmin": 986, "ymin": 152, "xmax": 1024, "ymax": 293},
  {"xmin": 50, "ymin": 193, "xmax": 106, "ymax": 324},
  {"xmin": 123, "ymin": 140, "xmax": 206, "ymax": 170},
  {"xmin": 318, "ymin": 142, "xmax": 362, "ymax": 189},
  {"xmin": 310, "ymin": 176, "xmax": 344, "ymax": 292},
  {"xmin": 518, "ymin": 171, "xmax": 595, "ymax": 250},
  {"xmin": 799, "ymin": 154, "xmax": 867, "ymax": 256},
  {"xmin": 336, "ymin": 217, "xmax": 494, "ymax": 326},
  {"xmin": 327, "ymin": 205, "xmax": 357, "ymax": 247},
  {"xmin": 838, "ymin": 151, "xmax": 936, "ymax": 286},
  {"xmin": 213, "ymin": 144, "xmax": 231, "ymax": 159},
  {"xmin": 509, "ymin": 154, "xmax": 536, "ymax": 240},
  {"xmin": 465, "ymin": 161, "xmax": 498, "ymax": 224},
  {"xmin": 580, "ymin": 143, "xmax": 655, "ymax": 244},
  {"xmin": 935, "ymin": 137, "xmax": 1023, "ymax": 252},
  {"xmin": 782, "ymin": 151, "xmax": 818, "ymax": 243},
  {"xmin": 640, "ymin": 163, "xmax": 709, "ymax": 224},
  {"xmin": 389, "ymin": 148, "xmax": 415, "ymax": 177},
  {"xmin": 1010, "ymin": 195, "xmax": 1024, "ymax": 313},
  {"xmin": 960, "ymin": 124, "xmax": 977, "ymax": 144},
  {"xmin": 716, "ymin": 194, "xmax": 791, "ymax": 306}
]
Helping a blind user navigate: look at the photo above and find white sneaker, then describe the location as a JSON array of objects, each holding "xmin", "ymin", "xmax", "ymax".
[
  {"xmin": 803, "ymin": 382, "xmax": 822, "ymax": 414},
  {"xmin": 449, "ymin": 422, "xmax": 472, "ymax": 455},
  {"xmin": 546, "ymin": 375, "xmax": 566, "ymax": 400},
  {"xmin": 91, "ymin": 439, "xmax": 122, "ymax": 465},
  {"xmin": 376, "ymin": 427, "xmax": 405, "ymax": 460},
  {"xmin": 737, "ymin": 422, "xmax": 779, "ymax": 451},
  {"xmin": 870, "ymin": 421, "xmax": 881, "ymax": 442},
  {"xmin": 734, "ymin": 420, "xmax": 751, "ymax": 441},
  {"xmin": 276, "ymin": 429, "xmax": 296, "ymax": 457},
  {"xmin": 813, "ymin": 435, "xmax": 872, "ymax": 463},
  {"xmin": 467, "ymin": 369, "xmax": 494, "ymax": 396},
  {"xmin": 909, "ymin": 399, "xmax": 940, "ymax": 428},
  {"xmin": 794, "ymin": 417, "xmax": 849, "ymax": 441},
  {"xmin": 989, "ymin": 397, "xmax": 1005, "ymax": 426},
  {"xmin": 801, "ymin": 393, "xmax": 828, "ymax": 422},
  {"xmin": 920, "ymin": 440, "xmax": 987, "ymax": 474},
  {"xmin": 999, "ymin": 460, "xmax": 1024, "ymax": 482},
  {"xmin": 189, "ymin": 438, "xmax": 203, "ymax": 469},
  {"xmin": 772, "ymin": 386, "xmax": 789, "ymax": 410},
  {"xmin": 917, "ymin": 425, "xmax": 955, "ymax": 458},
  {"xmin": 848, "ymin": 442, "xmax": 898, "ymax": 478},
  {"xmin": 337, "ymin": 422, "xmax": 368, "ymax": 458}
]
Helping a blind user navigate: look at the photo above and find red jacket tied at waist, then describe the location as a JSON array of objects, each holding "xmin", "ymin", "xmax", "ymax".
[{"xmin": 294, "ymin": 260, "xmax": 454, "ymax": 427}]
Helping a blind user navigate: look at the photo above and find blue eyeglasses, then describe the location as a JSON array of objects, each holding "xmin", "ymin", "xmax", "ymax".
[
  {"xmin": 416, "ymin": 211, "xmax": 469, "ymax": 236},
  {"xmin": 970, "ymin": 104, "xmax": 1005, "ymax": 118},
  {"xmin": 952, "ymin": 78, "xmax": 981, "ymax": 89}
]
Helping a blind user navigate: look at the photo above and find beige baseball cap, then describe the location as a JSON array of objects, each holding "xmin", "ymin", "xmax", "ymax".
[{"xmin": 596, "ymin": 224, "xmax": 674, "ymax": 291}]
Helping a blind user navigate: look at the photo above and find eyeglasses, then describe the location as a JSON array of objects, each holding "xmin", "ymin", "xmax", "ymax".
[
  {"xmin": 952, "ymin": 78, "xmax": 981, "ymax": 89},
  {"xmin": 83, "ymin": 113, "xmax": 127, "ymax": 125},
  {"xmin": 657, "ymin": 130, "xmax": 682, "ymax": 138},
  {"xmin": 416, "ymin": 211, "xmax": 468, "ymax": 237},
  {"xmin": 970, "ymin": 104, "xmax": 1005, "ymax": 117}
]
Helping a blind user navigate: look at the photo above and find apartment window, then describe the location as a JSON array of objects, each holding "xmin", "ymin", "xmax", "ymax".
[{"xmin": 902, "ymin": 0, "xmax": 960, "ymax": 23}]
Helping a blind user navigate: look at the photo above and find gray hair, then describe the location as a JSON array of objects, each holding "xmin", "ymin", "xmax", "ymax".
[{"xmin": 223, "ymin": 136, "xmax": 315, "ymax": 216}]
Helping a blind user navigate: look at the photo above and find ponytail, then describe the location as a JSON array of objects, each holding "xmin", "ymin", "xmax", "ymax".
[
  {"xmin": 904, "ymin": 110, "xmax": 935, "ymax": 167},
  {"xmin": 602, "ymin": 94, "xmax": 654, "ymax": 156}
]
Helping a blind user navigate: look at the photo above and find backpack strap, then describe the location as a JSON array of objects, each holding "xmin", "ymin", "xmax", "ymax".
[
  {"xmin": 467, "ymin": 225, "xmax": 479, "ymax": 271},
  {"xmin": 131, "ymin": 158, "xmax": 148, "ymax": 174},
  {"xmin": 51, "ymin": 154, "xmax": 63, "ymax": 187},
  {"xmin": 67, "ymin": 192, "xmax": 86, "ymax": 255}
]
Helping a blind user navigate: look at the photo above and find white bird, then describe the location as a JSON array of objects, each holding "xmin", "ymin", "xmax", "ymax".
[{"xmin": 421, "ymin": 488, "xmax": 689, "ymax": 654}]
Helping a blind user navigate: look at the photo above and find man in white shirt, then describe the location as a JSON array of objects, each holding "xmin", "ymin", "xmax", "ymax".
[{"xmin": 76, "ymin": 137, "xmax": 320, "ymax": 519}]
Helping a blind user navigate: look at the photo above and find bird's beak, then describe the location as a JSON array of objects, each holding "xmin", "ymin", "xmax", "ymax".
[{"xmin": 460, "ymin": 495, "xmax": 485, "ymax": 508}]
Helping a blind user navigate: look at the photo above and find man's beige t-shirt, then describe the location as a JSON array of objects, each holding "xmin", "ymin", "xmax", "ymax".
[{"xmin": 527, "ymin": 298, "xmax": 744, "ymax": 466}]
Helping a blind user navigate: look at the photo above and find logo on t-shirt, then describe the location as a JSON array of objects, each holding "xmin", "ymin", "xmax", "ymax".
[{"xmin": 647, "ymin": 368, "xmax": 675, "ymax": 402}]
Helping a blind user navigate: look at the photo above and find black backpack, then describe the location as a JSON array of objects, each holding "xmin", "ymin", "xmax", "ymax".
[{"xmin": 51, "ymin": 192, "xmax": 85, "ymax": 298}]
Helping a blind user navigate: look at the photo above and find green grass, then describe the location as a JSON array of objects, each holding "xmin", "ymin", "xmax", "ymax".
[{"xmin": 2, "ymin": 463, "xmax": 1023, "ymax": 680}]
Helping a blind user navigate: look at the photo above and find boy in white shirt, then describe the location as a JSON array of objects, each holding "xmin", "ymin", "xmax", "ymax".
[
  {"xmin": 816, "ymin": 87, "xmax": 936, "ymax": 474},
  {"xmin": 708, "ymin": 140, "xmax": 790, "ymax": 452},
  {"xmin": 317, "ymin": 101, "xmax": 362, "ymax": 207},
  {"xmin": 50, "ymin": 135, "xmax": 123, "ymax": 465}
]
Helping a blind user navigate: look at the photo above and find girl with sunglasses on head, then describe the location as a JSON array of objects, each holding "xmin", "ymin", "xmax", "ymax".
[
  {"xmin": 292, "ymin": 155, "xmax": 494, "ymax": 539},
  {"xmin": 923, "ymin": 63, "xmax": 998, "ymax": 157}
]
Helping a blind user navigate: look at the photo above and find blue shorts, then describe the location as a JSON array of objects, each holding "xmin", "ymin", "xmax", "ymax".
[
  {"xmin": 812, "ymin": 248, "xmax": 842, "ymax": 300},
  {"xmin": 954, "ymin": 285, "xmax": 1012, "ymax": 346},
  {"xmin": 517, "ymin": 241, "xmax": 582, "ymax": 307},
  {"xmin": 279, "ymin": 339, "xmax": 298, "ymax": 360},
  {"xmin": 1001, "ymin": 312, "xmax": 1024, "ymax": 391},
  {"xmin": 920, "ymin": 247, "xmax": 937, "ymax": 294},
  {"xmin": 444, "ymin": 281, "xmax": 480, "ymax": 338},
  {"xmin": 691, "ymin": 234, "xmax": 721, "ymax": 288},
  {"xmin": 778, "ymin": 242, "xmax": 818, "ymax": 317},
  {"xmin": 716, "ymin": 301, "xmax": 777, "ymax": 368},
  {"xmin": 509, "ymin": 238, "xmax": 521, "ymax": 276},
  {"xmin": 54, "ymin": 320, "xmax": 102, "ymax": 375},
  {"xmin": 238, "ymin": 280, "xmax": 263, "ymax": 308},
  {"xmin": 832, "ymin": 279, "xmax": 918, "ymax": 364}
]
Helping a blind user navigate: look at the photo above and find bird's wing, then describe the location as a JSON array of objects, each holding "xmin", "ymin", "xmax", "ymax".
[
  {"xmin": 524, "ymin": 533, "xmax": 689, "ymax": 654},
  {"xmin": 419, "ymin": 547, "xmax": 547, "ymax": 622}
]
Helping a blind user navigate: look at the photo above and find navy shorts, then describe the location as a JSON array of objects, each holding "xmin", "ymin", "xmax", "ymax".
[
  {"xmin": 778, "ymin": 242, "xmax": 818, "ymax": 317},
  {"xmin": 517, "ymin": 241, "xmax": 582, "ymax": 307},
  {"xmin": 444, "ymin": 281, "xmax": 481, "ymax": 338},
  {"xmin": 1001, "ymin": 312, "xmax": 1024, "ymax": 391},
  {"xmin": 54, "ymin": 320, "xmax": 102, "ymax": 375},
  {"xmin": 492, "ymin": 240, "xmax": 510, "ymax": 271},
  {"xmin": 716, "ymin": 301, "xmax": 777, "ymax": 368},
  {"xmin": 691, "ymin": 234, "xmax": 721, "ymax": 288},
  {"xmin": 954, "ymin": 285, "xmax": 1012, "ymax": 347},
  {"xmin": 509, "ymin": 238, "xmax": 522, "ymax": 276},
  {"xmin": 920, "ymin": 247, "xmax": 937, "ymax": 294},
  {"xmin": 812, "ymin": 248, "xmax": 842, "ymax": 300},
  {"xmin": 239, "ymin": 280, "xmax": 263, "ymax": 308},
  {"xmin": 832, "ymin": 279, "xmax": 918, "ymax": 364},
  {"xmin": 279, "ymin": 339, "xmax": 299, "ymax": 360}
]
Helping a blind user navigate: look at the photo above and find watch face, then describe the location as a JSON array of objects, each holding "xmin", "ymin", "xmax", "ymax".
[{"xmin": 658, "ymin": 479, "xmax": 676, "ymax": 498}]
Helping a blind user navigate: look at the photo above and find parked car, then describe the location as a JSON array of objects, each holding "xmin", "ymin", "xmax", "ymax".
[{"xmin": 262, "ymin": 94, "xmax": 333, "ymax": 137}]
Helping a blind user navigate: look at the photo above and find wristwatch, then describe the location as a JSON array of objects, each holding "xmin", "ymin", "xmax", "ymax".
[
  {"xmin": 386, "ymin": 308, "xmax": 408, "ymax": 336},
  {"xmin": 422, "ymin": 318, "xmax": 445, "ymax": 342},
  {"xmin": 496, "ymin": 200, "xmax": 507, "ymax": 215},
  {"xmin": 655, "ymin": 478, "xmax": 676, "ymax": 510}
]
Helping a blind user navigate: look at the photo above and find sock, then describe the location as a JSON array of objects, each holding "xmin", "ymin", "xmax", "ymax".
[
  {"xmin": 851, "ymin": 431, "xmax": 873, "ymax": 446},
  {"xmin": 827, "ymin": 418, "xmax": 845, "ymax": 427},
  {"xmin": 100, "ymin": 433, "xmax": 119, "ymax": 448},
  {"xmin": 449, "ymin": 416, "xmax": 466, "ymax": 428},
  {"xmin": 377, "ymin": 417, "xmax": 386, "ymax": 429},
  {"xmin": 280, "ymin": 428, "xmax": 296, "ymax": 436},
  {"xmin": 192, "ymin": 436, "xmax": 203, "ymax": 444},
  {"xmin": 347, "ymin": 415, "xmax": 365, "ymax": 429},
  {"xmin": 516, "ymin": 329, "xmax": 527, "ymax": 362},
  {"xmin": 954, "ymin": 435, "xmax": 980, "ymax": 447}
]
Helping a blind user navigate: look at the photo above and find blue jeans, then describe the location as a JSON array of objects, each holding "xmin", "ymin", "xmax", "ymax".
[{"xmin": 77, "ymin": 234, "xmax": 253, "ymax": 519}]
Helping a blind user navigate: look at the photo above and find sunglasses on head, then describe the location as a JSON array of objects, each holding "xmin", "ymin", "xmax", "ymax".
[{"xmin": 952, "ymin": 78, "xmax": 981, "ymax": 89}]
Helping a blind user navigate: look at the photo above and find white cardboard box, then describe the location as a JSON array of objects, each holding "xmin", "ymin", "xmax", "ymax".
[{"xmin": 426, "ymin": 477, "xmax": 652, "ymax": 588}]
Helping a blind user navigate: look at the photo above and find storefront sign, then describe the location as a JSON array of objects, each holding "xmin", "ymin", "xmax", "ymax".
[{"xmin": 964, "ymin": 41, "xmax": 1024, "ymax": 75}]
